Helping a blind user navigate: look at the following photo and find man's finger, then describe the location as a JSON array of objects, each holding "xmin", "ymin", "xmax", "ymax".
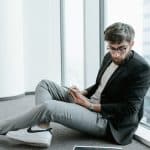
[
  {"xmin": 69, "ymin": 92, "xmax": 77, "ymax": 102},
  {"xmin": 70, "ymin": 85, "xmax": 80, "ymax": 91},
  {"xmin": 70, "ymin": 90, "xmax": 79, "ymax": 98},
  {"xmin": 70, "ymin": 88, "xmax": 79, "ymax": 94},
  {"xmin": 70, "ymin": 85, "xmax": 77, "ymax": 89},
  {"xmin": 70, "ymin": 91, "xmax": 76, "ymax": 97}
]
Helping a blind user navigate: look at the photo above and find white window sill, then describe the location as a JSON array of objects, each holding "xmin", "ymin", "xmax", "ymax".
[{"xmin": 134, "ymin": 124, "xmax": 150, "ymax": 147}]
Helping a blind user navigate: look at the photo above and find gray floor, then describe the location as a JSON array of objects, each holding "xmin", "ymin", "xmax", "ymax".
[{"xmin": 0, "ymin": 95, "xmax": 149, "ymax": 150}]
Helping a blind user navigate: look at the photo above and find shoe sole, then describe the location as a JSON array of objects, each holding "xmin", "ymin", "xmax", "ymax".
[{"xmin": 8, "ymin": 138, "xmax": 50, "ymax": 147}]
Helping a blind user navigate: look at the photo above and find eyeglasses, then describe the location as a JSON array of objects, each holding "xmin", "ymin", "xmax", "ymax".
[{"xmin": 107, "ymin": 45, "xmax": 129, "ymax": 54}]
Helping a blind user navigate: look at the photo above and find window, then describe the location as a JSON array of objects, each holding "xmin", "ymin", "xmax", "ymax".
[
  {"xmin": 62, "ymin": 0, "xmax": 84, "ymax": 89},
  {"xmin": 105, "ymin": 0, "xmax": 150, "ymax": 127},
  {"xmin": 141, "ymin": 0, "xmax": 150, "ymax": 127},
  {"xmin": 61, "ymin": 0, "xmax": 101, "ymax": 89}
]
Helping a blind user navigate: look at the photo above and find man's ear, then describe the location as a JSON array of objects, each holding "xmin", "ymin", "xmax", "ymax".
[{"xmin": 130, "ymin": 41, "xmax": 134, "ymax": 47}]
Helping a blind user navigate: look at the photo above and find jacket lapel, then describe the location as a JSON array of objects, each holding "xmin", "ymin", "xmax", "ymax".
[
  {"xmin": 103, "ymin": 51, "xmax": 133, "ymax": 90},
  {"xmin": 103, "ymin": 65, "xmax": 127, "ymax": 91}
]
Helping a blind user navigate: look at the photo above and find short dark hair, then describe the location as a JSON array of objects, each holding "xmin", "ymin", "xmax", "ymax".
[{"xmin": 104, "ymin": 22, "xmax": 135, "ymax": 44}]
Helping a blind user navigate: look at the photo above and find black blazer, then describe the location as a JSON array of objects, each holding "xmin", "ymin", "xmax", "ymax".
[{"xmin": 85, "ymin": 50, "xmax": 150, "ymax": 145}]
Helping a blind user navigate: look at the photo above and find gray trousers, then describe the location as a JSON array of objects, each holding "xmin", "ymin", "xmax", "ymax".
[{"xmin": 0, "ymin": 80, "xmax": 107, "ymax": 137}]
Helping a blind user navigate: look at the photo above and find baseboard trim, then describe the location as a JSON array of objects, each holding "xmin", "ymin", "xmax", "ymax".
[
  {"xmin": 134, "ymin": 124, "xmax": 150, "ymax": 147},
  {"xmin": 0, "ymin": 94, "xmax": 25, "ymax": 101},
  {"xmin": 25, "ymin": 91, "xmax": 35, "ymax": 95},
  {"xmin": 0, "ymin": 91, "xmax": 35, "ymax": 101}
]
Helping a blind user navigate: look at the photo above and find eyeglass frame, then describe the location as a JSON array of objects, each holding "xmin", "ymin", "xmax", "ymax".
[{"xmin": 106, "ymin": 45, "xmax": 129, "ymax": 54}]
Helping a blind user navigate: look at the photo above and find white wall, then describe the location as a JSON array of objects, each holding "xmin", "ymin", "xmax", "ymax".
[
  {"xmin": 0, "ymin": 0, "xmax": 61, "ymax": 97},
  {"xmin": 23, "ymin": 0, "xmax": 61, "ymax": 91},
  {"xmin": 0, "ymin": 0, "xmax": 25, "ymax": 97}
]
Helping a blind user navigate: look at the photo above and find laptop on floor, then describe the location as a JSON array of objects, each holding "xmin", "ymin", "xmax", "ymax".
[{"xmin": 73, "ymin": 145, "xmax": 123, "ymax": 150}]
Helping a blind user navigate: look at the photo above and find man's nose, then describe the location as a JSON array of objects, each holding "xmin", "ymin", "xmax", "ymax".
[{"xmin": 113, "ymin": 51, "xmax": 120, "ymax": 57}]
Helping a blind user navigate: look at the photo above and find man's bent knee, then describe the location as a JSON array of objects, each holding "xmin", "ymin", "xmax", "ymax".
[
  {"xmin": 35, "ymin": 79, "xmax": 54, "ymax": 91},
  {"xmin": 38, "ymin": 79, "xmax": 51, "ymax": 87}
]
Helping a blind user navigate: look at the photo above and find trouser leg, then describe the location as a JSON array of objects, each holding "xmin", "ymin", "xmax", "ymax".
[
  {"xmin": 0, "ymin": 100, "xmax": 107, "ymax": 137},
  {"xmin": 35, "ymin": 80, "xmax": 73, "ymax": 105},
  {"xmin": 0, "ymin": 80, "xmax": 72, "ymax": 134},
  {"xmin": 0, "ymin": 80, "xmax": 107, "ymax": 137},
  {"xmin": 43, "ymin": 100, "xmax": 108, "ymax": 137},
  {"xmin": 0, "ymin": 104, "xmax": 48, "ymax": 134},
  {"xmin": 34, "ymin": 79, "xmax": 73, "ymax": 128}
]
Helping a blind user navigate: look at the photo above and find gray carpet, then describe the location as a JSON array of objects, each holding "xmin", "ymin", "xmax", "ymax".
[{"xmin": 0, "ymin": 95, "xmax": 149, "ymax": 150}]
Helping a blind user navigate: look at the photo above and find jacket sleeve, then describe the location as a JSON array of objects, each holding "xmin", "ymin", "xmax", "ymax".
[
  {"xmin": 101, "ymin": 65, "xmax": 150, "ymax": 119},
  {"xmin": 85, "ymin": 84, "xmax": 97, "ymax": 98}
]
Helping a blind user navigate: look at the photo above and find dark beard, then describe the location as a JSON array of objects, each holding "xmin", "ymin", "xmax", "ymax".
[
  {"xmin": 111, "ymin": 59, "xmax": 123, "ymax": 65},
  {"xmin": 111, "ymin": 50, "xmax": 132, "ymax": 65}
]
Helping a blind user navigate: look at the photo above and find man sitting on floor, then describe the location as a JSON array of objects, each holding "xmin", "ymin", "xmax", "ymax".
[{"xmin": 0, "ymin": 22, "xmax": 150, "ymax": 147}]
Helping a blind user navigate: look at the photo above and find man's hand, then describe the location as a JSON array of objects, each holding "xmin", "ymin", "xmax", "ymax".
[
  {"xmin": 67, "ymin": 85, "xmax": 101, "ymax": 112},
  {"xmin": 69, "ymin": 88, "xmax": 90, "ymax": 107},
  {"xmin": 69, "ymin": 85, "xmax": 80, "ymax": 93},
  {"xmin": 69, "ymin": 85, "xmax": 88, "ymax": 96}
]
